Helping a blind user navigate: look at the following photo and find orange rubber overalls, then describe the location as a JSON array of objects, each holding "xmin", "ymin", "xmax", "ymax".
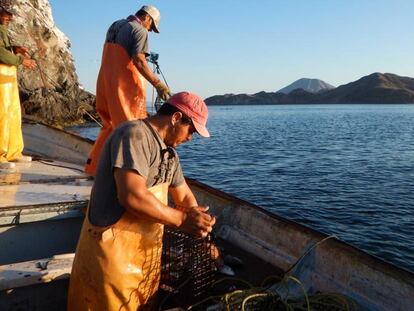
[
  {"xmin": 67, "ymin": 182, "xmax": 168, "ymax": 311},
  {"xmin": 84, "ymin": 42, "xmax": 147, "ymax": 176},
  {"xmin": 0, "ymin": 64, "xmax": 23, "ymax": 163}
]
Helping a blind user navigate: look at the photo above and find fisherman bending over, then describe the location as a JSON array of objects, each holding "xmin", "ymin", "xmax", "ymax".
[{"xmin": 68, "ymin": 92, "xmax": 215, "ymax": 310}]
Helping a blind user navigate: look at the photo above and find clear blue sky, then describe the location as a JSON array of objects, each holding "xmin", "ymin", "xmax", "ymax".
[{"xmin": 49, "ymin": 0, "xmax": 413, "ymax": 99}]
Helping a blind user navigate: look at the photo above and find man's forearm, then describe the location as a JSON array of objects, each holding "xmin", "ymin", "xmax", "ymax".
[
  {"xmin": 122, "ymin": 187, "xmax": 186, "ymax": 227},
  {"xmin": 174, "ymin": 193, "xmax": 198, "ymax": 212},
  {"xmin": 169, "ymin": 182, "xmax": 198, "ymax": 211},
  {"xmin": 114, "ymin": 169, "xmax": 214, "ymax": 237},
  {"xmin": 133, "ymin": 53, "xmax": 160, "ymax": 86},
  {"xmin": 114, "ymin": 168, "xmax": 185, "ymax": 226}
]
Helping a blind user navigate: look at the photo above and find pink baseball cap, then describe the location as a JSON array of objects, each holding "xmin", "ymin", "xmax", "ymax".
[{"xmin": 167, "ymin": 92, "xmax": 210, "ymax": 137}]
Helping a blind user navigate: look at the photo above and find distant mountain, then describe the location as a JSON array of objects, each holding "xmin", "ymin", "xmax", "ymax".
[
  {"xmin": 205, "ymin": 73, "xmax": 414, "ymax": 105},
  {"xmin": 277, "ymin": 78, "xmax": 334, "ymax": 94},
  {"xmin": 317, "ymin": 73, "xmax": 414, "ymax": 103}
]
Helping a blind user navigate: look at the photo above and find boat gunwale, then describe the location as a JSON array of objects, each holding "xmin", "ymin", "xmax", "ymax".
[
  {"xmin": 0, "ymin": 200, "xmax": 89, "ymax": 213},
  {"xmin": 23, "ymin": 116, "xmax": 94, "ymax": 145},
  {"xmin": 186, "ymin": 177, "xmax": 414, "ymax": 282},
  {"xmin": 0, "ymin": 200, "xmax": 88, "ymax": 227}
]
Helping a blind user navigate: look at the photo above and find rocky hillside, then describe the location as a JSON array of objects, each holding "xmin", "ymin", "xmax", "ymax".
[
  {"xmin": 205, "ymin": 73, "xmax": 414, "ymax": 105},
  {"xmin": 318, "ymin": 73, "xmax": 414, "ymax": 103},
  {"xmin": 277, "ymin": 78, "xmax": 334, "ymax": 94},
  {"xmin": 8, "ymin": 0, "xmax": 95, "ymax": 126}
]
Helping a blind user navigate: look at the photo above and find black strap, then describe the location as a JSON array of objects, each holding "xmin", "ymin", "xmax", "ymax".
[{"xmin": 142, "ymin": 119, "xmax": 177, "ymax": 185}]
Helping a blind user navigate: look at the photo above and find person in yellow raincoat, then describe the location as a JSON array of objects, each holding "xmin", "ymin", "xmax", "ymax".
[
  {"xmin": 85, "ymin": 5, "xmax": 170, "ymax": 176},
  {"xmin": 68, "ymin": 92, "xmax": 215, "ymax": 311},
  {"xmin": 0, "ymin": 0, "xmax": 36, "ymax": 170}
]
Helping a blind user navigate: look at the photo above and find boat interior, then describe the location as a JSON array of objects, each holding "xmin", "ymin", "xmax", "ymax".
[
  {"xmin": 0, "ymin": 121, "xmax": 413, "ymax": 311},
  {"xmin": 0, "ymin": 121, "xmax": 284, "ymax": 310}
]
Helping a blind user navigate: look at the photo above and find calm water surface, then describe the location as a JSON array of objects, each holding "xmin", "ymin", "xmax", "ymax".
[{"xmin": 71, "ymin": 104, "xmax": 414, "ymax": 272}]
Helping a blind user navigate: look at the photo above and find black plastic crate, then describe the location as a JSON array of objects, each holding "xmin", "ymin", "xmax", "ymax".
[{"xmin": 159, "ymin": 227, "xmax": 216, "ymax": 308}]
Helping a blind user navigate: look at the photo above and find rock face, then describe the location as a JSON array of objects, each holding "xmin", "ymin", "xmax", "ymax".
[
  {"xmin": 205, "ymin": 73, "xmax": 414, "ymax": 105},
  {"xmin": 277, "ymin": 78, "xmax": 334, "ymax": 94},
  {"xmin": 8, "ymin": 0, "xmax": 95, "ymax": 126}
]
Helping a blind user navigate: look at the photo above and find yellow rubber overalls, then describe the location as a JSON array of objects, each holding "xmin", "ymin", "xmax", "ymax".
[
  {"xmin": 67, "ymin": 182, "xmax": 168, "ymax": 311},
  {"xmin": 0, "ymin": 64, "xmax": 23, "ymax": 162}
]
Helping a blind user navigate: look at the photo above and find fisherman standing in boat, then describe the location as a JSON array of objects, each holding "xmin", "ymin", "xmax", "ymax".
[
  {"xmin": 0, "ymin": 0, "xmax": 36, "ymax": 170},
  {"xmin": 85, "ymin": 4, "xmax": 170, "ymax": 176},
  {"xmin": 68, "ymin": 92, "xmax": 215, "ymax": 310}
]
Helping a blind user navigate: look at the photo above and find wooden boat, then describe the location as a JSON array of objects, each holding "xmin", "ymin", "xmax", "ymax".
[{"xmin": 0, "ymin": 120, "xmax": 413, "ymax": 310}]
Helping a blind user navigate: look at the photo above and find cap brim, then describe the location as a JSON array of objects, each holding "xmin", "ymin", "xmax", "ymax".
[
  {"xmin": 151, "ymin": 20, "xmax": 160, "ymax": 33},
  {"xmin": 193, "ymin": 120, "xmax": 210, "ymax": 138}
]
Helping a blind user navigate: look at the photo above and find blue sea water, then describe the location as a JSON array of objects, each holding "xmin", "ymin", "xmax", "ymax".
[{"xmin": 71, "ymin": 104, "xmax": 414, "ymax": 272}]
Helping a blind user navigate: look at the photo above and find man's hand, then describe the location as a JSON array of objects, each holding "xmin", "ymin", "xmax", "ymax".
[
  {"xmin": 22, "ymin": 58, "xmax": 36, "ymax": 69},
  {"xmin": 179, "ymin": 206, "xmax": 216, "ymax": 238},
  {"xmin": 155, "ymin": 81, "xmax": 171, "ymax": 101},
  {"xmin": 14, "ymin": 46, "xmax": 30, "ymax": 57}
]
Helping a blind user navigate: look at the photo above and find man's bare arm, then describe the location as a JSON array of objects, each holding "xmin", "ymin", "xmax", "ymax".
[
  {"xmin": 114, "ymin": 168, "xmax": 184, "ymax": 227},
  {"xmin": 114, "ymin": 168, "xmax": 214, "ymax": 237},
  {"xmin": 133, "ymin": 53, "xmax": 161, "ymax": 86},
  {"xmin": 133, "ymin": 53, "xmax": 170, "ymax": 100},
  {"xmin": 169, "ymin": 181, "xmax": 198, "ymax": 211}
]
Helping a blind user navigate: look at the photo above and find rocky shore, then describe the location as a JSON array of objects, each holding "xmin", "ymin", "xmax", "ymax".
[{"xmin": 10, "ymin": 0, "xmax": 96, "ymax": 127}]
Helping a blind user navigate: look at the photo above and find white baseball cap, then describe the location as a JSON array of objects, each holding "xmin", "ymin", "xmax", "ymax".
[{"xmin": 140, "ymin": 5, "xmax": 160, "ymax": 33}]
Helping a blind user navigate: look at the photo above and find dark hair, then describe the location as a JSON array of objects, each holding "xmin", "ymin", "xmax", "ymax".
[
  {"xmin": 135, "ymin": 9, "xmax": 148, "ymax": 17},
  {"xmin": 135, "ymin": 9, "xmax": 156, "ymax": 31},
  {"xmin": 157, "ymin": 103, "xmax": 192, "ymax": 124}
]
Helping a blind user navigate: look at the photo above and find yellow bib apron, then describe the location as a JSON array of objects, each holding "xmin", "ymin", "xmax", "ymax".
[
  {"xmin": 0, "ymin": 64, "xmax": 23, "ymax": 162},
  {"xmin": 68, "ymin": 182, "xmax": 168, "ymax": 311}
]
